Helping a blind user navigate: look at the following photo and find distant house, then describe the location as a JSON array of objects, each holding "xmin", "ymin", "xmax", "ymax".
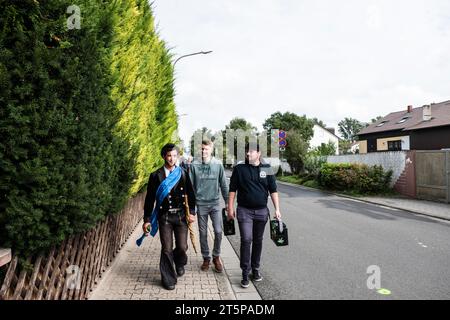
[
  {"xmin": 309, "ymin": 125, "xmax": 340, "ymax": 155},
  {"xmin": 356, "ymin": 100, "xmax": 450, "ymax": 154}
]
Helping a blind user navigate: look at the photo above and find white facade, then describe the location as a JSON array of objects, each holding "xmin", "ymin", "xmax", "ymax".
[{"xmin": 309, "ymin": 125, "xmax": 340, "ymax": 155}]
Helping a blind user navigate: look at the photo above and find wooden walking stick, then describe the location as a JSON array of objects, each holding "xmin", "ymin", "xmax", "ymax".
[{"xmin": 184, "ymin": 194, "xmax": 198, "ymax": 254}]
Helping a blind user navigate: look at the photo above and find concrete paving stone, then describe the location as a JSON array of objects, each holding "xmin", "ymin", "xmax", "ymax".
[
  {"xmin": 235, "ymin": 292, "xmax": 262, "ymax": 300},
  {"xmin": 89, "ymin": 213, "xmax": 255, "ymax": 300}
]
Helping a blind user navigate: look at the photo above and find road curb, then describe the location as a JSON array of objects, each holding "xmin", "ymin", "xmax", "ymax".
[{"xmin": 277, "ymin": 180, "xmax": 450, "ymax": 222}]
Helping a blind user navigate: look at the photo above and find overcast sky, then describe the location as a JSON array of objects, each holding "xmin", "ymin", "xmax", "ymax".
[{"xmin": 152, "ymin": 0, "xmax": 450, "ymax": 144}]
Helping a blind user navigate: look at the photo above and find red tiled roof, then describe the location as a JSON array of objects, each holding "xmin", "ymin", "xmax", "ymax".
[{"xmin": 358, "ymin": 100, "xmax": 450, "ymax": 135}]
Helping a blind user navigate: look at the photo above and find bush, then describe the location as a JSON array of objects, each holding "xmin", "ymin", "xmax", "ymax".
[
  {"xmin": 303, "ymin": 155, "xmax": 327, "ymax": 178},
  {"xmin": 0, "ymin": 0, "xmax": 177, "ymax": 256},
  {"xmin": 318, "ymin": 163, "xmax": 392, "ymax": 194}
]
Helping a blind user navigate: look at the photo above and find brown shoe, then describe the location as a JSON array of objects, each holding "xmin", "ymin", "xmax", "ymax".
[
  {"xmin": 213, "ymin": 256, "xmax": 223, "ymax": 273},
  {"xmin": 201, "ymin": 259, "xmax": 210, "ymax": 271}
]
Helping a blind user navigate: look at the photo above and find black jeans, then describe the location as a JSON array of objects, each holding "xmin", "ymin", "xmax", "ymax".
[
  {"xmin": 158, "ymin": 211, "xmax": 188, "ymax": 286},
  {"xmin": 236, "ymin": 206, "xmax": 269, "ymax": 277}
]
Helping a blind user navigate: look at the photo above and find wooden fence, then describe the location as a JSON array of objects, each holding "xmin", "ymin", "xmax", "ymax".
[
  {"xmin": 0, "ymin": 192, "xmax": 145, "ymax": 300},
  {"xmin": 416, "ymin": 150, "xmax": 450, "ymax": 203}
]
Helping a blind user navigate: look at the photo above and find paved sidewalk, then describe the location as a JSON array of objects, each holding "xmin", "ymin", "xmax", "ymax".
[
  {"xmin": 358, "ymin": 196, "xmax": 450, "ymax": 221},
  {"xmin": 89, "ymin": 218, "xmax": 261, "ymax": 300},
  {"xmin": 278, "ymin": 180, "xmax": 450, "ymax": 221}
]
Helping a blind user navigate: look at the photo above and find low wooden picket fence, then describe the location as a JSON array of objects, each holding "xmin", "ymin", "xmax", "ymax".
[{"xmin": 0, "ymin": 192, "xmax": 145, "ymax": 300}]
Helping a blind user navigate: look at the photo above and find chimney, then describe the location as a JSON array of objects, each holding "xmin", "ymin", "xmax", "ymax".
[
  {"xmin": 407, "ymin": 105, "xmax": 413, "ymax": 113},
  {"xmin": 422, "ymin": 105, "xmax": 432, "ymax": 121}
]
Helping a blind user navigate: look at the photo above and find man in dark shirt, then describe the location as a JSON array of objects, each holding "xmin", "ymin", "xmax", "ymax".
[
  {"xmin": 143, "ymin": 143, "xmax": 196, "ymax": 291},
  {"xmin": 227, "ymin": 143, "xmax": 282, "ymax": 288}
]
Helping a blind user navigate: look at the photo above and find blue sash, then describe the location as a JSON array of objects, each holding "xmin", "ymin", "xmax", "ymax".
[
  {"xmin": 149, "ymin": 166, "xmax": 182, "ymax": 236},
  {"xmin": 136, "ymin": 166, "xmax": 182, "ymax": 246}
]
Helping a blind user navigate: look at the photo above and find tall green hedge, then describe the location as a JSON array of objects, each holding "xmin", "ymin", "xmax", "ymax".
[{"xmin": 0, "ymin": 0, "xmax": 177, "ymax": 256}]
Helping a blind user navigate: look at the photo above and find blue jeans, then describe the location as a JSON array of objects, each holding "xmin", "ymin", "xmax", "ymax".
[
  {"xmin": 197, "ymin": 204, "xmax": 223, "ymax": 260},
  {"xmin": 236, "ymin": 206, "xmax": 269, "ymax": 277}
]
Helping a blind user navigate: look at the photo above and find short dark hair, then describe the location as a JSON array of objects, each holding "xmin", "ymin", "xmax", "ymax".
[
  {"xmin": 160, "ymin": 143, "xmax": 180, "ymax": 158},
  {"xmin": 202, "ymin": 139, "xmax": 213, "ymax": 146}
]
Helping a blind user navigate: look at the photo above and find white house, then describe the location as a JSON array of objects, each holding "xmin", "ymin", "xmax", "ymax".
[{"xmin": 309, "ymin": 125, "xmax": 340, "ymax": 155}]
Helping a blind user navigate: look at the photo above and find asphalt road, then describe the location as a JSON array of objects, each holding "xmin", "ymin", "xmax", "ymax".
[{"xmin": 226, "ymin": 181, "xmax": 450, "ymax": 300}]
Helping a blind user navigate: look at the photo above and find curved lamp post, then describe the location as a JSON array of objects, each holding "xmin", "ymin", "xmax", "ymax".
[{"xmin": 173, "ymin": 50, "xmax": 212, "ymax": 67}]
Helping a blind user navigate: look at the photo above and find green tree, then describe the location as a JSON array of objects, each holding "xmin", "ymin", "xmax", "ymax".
[
  {"xmin": 263, "ymin": 111, "xmax": 314, "ymax": 141},
  {"xmin": 370, "ymin": 116, "xmax": 383, "ymax": 124},
  {"xmin": 312, "ymin": 118, "xmax": 327, "ymax": 128},
  {"xmin": 338, "ymin": 118, "xmax": 365, "ymax": 142},
  {"xmin": 311, "ymin": 141, "xmax": 337, "ymax": 156},
  {"xmin": 339, "ymin": 140, "xmax": 353, "ymax": 155},
  {"xmin": 225, "ymin": 117, "xmax": 257, "ymax": 132},
  {"xmin": 284, "ymin": 130, "xmax": 309, "ymax": 174}
]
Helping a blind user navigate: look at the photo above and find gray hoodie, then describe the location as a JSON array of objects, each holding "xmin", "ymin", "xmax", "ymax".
[{"xmin": 189, "ymin": 157, "xmax": 228, "ymax": 206}]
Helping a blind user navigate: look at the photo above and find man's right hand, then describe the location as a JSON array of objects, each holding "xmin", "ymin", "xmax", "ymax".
[
  {"xmin": 227, "ymin": 208, "xmax": 235, "ymax": 220},
  {"xmin": 143, "ymin": 222, "xmax": 150, "ymax": 234}
]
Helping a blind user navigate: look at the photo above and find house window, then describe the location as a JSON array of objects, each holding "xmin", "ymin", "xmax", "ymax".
[
  {"xmin": 376, "ymin": 121, "xmax": 388, "ymax": 127},
  {"xmin": 397, "ymin": 117, "xmax": 409, "ymax": 124},
  {"xmin": 388, "ymin": 140, "xmax": 402, "ymax": 151}
]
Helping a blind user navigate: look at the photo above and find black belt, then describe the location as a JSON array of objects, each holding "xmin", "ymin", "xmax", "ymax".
[{"xmin": 164, "ymin": 208, "xmax": 184, "ymax": 214}]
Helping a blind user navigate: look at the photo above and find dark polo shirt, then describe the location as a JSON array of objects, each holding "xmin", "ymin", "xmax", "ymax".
[{"xmin": 229, "ymin": 162, "xmax": 277, "ymax": 209}]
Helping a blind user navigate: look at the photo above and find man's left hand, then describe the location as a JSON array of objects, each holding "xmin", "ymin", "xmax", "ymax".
[
  {"xmin": 188, "ymin": 214, "xmax": 196, "ymax": 223},
  {"xmin": 274, "ymin": 209, "xmax": 281, "ymax": 220}
]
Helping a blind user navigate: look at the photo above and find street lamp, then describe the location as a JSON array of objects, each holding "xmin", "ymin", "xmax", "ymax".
[{"xmin": 173, "ymin": 50, "xmax": 213, "ymax": 67}]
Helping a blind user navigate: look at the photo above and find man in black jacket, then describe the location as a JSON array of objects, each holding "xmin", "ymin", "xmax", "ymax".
[{"xmin": 143, "ymin": 143, "xmax": 196, "ymax": 290}]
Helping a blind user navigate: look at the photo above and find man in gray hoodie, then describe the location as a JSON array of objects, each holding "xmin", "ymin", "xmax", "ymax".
[{"xmin": 189, "ymin": 139, "xmax": 229, "ymax": 272}]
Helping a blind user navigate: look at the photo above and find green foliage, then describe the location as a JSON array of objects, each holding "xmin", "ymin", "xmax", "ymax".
[
  {"xmin": 312, "ymin": 118, "xmax": 327, "ymax": 128},
  {"xmin": 338, "ymin": 118, "xmax": 365, "ymax": 141},
  {"xmin": 109, "ymin": 0, "xmax": 177, "ymax": 194},
  {"xmin": 370, "ymin": 116, "xmax": 383, "ymax": 124},
  {"xmin": 225, "ymin": 117, "xmax": 257, "ymax": 132},
  {"xmin": 304, "ymin": 155, "xmax": 327, "ymax": 177},
  {"xmin": 284, "ymin": 130, "xmax": 309, "ymax": 174},
  {"xmin": 263, "ymin": 112, "xmax": 314, "ymax": 173},
  {"xmin": 0, "ymin": 0, "xmax": 177, "ymax": 256},
  {"xmin": 318, "ymin": 163, "xmax": 392, "ymax": 194},
  {"xmin": 339, "ymin": 140, "xmax": 354, "ymax": 155},
  {"xmin": 310, "ymin": 141, "xmax": 337, "ymax": 156},
  {"xmin": 263, "ymin": 111, "xmax": 314, "ymax": 141}
]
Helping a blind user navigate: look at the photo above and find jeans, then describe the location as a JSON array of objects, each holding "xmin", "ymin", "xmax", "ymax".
[
  {"xmin": 236, "ymin": 206, "xmax": 269, "ymax": 277},
  {"xmin": 158, "ymin": 211, "xmax": 188, "ymax": 286},
  {"xmin": 197, "ymin": 204, "xmax": 223, "ymax": 260}
]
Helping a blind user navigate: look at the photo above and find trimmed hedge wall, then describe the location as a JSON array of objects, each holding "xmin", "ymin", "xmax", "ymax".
[
  {"xmin": 318, "ymin": 163, "xmax": 393, "ymax": 194},
  {"xmin": 0, "ymin": 0, "xmax": 177, "ymax": 256}
]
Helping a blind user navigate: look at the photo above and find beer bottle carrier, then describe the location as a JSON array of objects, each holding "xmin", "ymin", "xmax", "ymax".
[
  {"xmin": 270, "ymin": 219, "xmax": 289, "ymax": 246},
  {"xmin": 222, "ymin": 208, "xmax": 236, "ymax": 236}
]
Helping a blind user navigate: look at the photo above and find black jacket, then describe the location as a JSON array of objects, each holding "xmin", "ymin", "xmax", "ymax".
[{"xmin": 143, "ymin": 166, "xmax": 196, "ymax": 223}]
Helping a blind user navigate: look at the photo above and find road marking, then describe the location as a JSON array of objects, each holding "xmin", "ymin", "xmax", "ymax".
[
  {"xmin": 377, "ymin": 288, "xmax": 392, "ymax": 295},
  {"xmin": 417, "ymin": 242, "xmax": 428, "ymax": 248}
]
